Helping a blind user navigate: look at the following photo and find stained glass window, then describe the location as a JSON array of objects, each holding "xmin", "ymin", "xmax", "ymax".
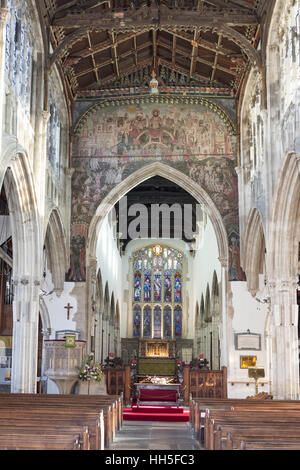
[
  {"xmin": 133, "ymin": 305, "xmax": 141, "ymax": 337},
  {"xmin": 153, "ymin": 306, "xmax": 162, "ymax": 338},
  {"xmin": 134, "ymin": 271, "xmax": 142, "ymax": 302},
  {"xmin": 132, "ymin": 245, "xmax": 183, "ymax": 339},
  {"xmin": 174, "ymin": 272, "xmax": 182, "ymax": 303},
  {"xmin": 143, "ymin": 306, "xmax": 152, "ymax": 337},
  {"xmin": 164, "ymin": 271, "xmax": 172, "ymax": 302},
  {"xmin": 153, "ymin": 272, "xmax": 162, "ymax": 302},
  {"xmin": 144, "ymin": 271, "xmax": 151, "ymax": 302},
  {"xmin": 174, "ymin": 306, "xmax": 183, "ymax": 338},
  {"xmin": 163, "ymin": 306, "xmax": 172, "ymax": 339}
]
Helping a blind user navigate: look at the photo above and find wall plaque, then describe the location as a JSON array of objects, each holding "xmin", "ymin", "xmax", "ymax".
[{"xmin": 235, "ymin": 331, "xmax": 261, "ymax": 351}]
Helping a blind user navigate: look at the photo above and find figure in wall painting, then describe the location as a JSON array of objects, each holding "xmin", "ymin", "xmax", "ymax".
[
  {"xmin": 133, "ymin": 306, "xmax": 141, "ymax": 337},
  {"xmin": 164, "ymin": 271, "xmax": 172, "ymax": 302},
  {"xmin": 144, "ymin": 272, "xmax": 151, "ymax": 302},
  {"xmin": 67, "ymin": 234, "xmax": 86, "ymax": 282},
  {"xmin": 134, "ymin": 271, "xmax": 142, "ymax": 302},
  {"xmin": 228, "ymin": 235, "xmax": 246, "ymax": 281},
  {"xmin": 163, "ymin": 306, "xmax": 172, "ymax": 339},
  {"xmin": 143, "ymin": 307, "xmax": 152, "ymax": 337}
]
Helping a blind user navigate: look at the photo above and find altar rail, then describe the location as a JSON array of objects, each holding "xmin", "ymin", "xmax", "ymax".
[{"xmin": 183, "ymin": 367, "xmax": 227, "ymax": 405}]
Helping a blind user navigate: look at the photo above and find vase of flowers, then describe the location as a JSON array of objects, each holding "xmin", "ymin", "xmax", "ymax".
[{"xmin": 78, "ymin": 355, "xmax": 103, "ymax": 394}]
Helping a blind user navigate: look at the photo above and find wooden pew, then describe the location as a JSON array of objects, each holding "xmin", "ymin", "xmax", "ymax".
[
  {"xmin": 189, "ymin": 397, "xmax": 300, "ymax": 450},
  {"xmin": 0, "ymin": 393, "xmax": 122, "ymax": 450},
  {"xmin": 0, "ymin": 425, "xmax": 90, "ymax": 450},
  {"xmin": 204, "ymin": 407, "xmax": 300, "ymax": 450},
  {"xmin": 190, "ymin": 396, "xmax": 300, "ymax": 442}
]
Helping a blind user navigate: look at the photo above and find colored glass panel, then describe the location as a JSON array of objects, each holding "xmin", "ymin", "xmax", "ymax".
[
  {"xmin": 174, "ymin": 306, "xmax": 182, "ymax": 338},
  {"xmin": 134, "ymin": 270, "xmax": 142, "ymax": 302},
  {"xmin": 153, "ymin": 273, "xmax": 162, "ymax": 302},
  {"xmin": 163, "ymin": 306, "xmax": 172, "ymax": 339},
  {"xmin": 144, "ymin": 271, "xmax": 151, "ymax": 302},
  {"xmin": 133, "ymin": 305, "xmax": 141, "ymax": 337},
  {"xmin": 154, "ymin": 306, "xmax": 162, "ymax": 338},
  {"xmin": 143, "ymin": 306, "xmax": 152, "ymax": 337},
  {"xmin": 164, "ymin": 271, "xmax": 172, "ymax": 302},
  {"xmin": 174, "ymin": 272, "xmax": 182, "ymax": 303}
]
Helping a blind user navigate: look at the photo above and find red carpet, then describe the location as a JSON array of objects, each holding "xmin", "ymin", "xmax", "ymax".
[{"xmin": 123, "ymin": 405, "xmax": 190, "ymax": 422}]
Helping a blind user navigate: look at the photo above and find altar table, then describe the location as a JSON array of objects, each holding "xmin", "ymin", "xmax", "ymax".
[{"xmin": 135, "ymin": 383, "xmax": 181, "ymax": 407}]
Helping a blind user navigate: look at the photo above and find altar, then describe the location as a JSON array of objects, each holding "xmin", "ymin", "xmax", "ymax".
[{"xmin": 135, "ymin": 382, "xmax": 181, "ymax": 407}]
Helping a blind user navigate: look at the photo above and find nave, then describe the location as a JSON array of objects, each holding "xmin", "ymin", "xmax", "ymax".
[{"xmin": 110, "ymin": 421, "xmax": 201, "ymax": 451}]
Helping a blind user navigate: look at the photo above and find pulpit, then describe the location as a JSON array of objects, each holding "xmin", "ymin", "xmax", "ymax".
[{"xmin": 43, "ymin": 339, "xmax": 87, "ymax": 394}]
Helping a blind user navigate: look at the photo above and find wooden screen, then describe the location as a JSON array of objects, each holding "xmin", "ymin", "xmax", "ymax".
[{"xmin": 183, "ymin": 366, "xmax": 227, "ymax": 403}]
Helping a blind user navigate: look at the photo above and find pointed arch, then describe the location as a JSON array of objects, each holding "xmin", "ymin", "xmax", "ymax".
[
  {"xmin": 268, "ymin": 152, "xmax": 300, "ymax": 279},
  {"xmin": 205, "ymin": 284, "xmax": 211, "ymax": 323},
  {"xmin": 95, "ymin": 269, "xmax": 104, "ymax": 313},
  {"xmin": 212, "ymin": 270, "xmax": 219, "ymax": 298},
  {"xmin": 110, "ymin": 292, "xmax": 115, "ymax": 321},
  {"xmin": 87, "ymin": 162, "xmax": 228, "ymax": 268},
  {"xmin": 242, "ymin": 207, "xmax": 266, "ymax": 296},
  {"xmin": 44, "ymin": 208, "xmax": 68, "ymax": 295},
  {"xmin": 104, "ymin": 282, "xmax": 110, "ymax": 320},
  {"xmin": 200, "ymin": 294, "xmax": 205, "ymax": 323}
]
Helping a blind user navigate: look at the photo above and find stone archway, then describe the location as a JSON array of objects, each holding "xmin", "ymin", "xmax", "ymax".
[
  {"xmin": 87, "ymin": 162, "xmax": 228, "ymax": 264},
  {"xmin": 86, "ymin": 162, "xmax": 230, "ymax": 366},
  {"xmin": 44, "ymin": 208, "xmax": 68, "ymax": 296},
  {"xmin": 267, "ymin": 152, "xmax": 300, "ymax": 399},
  {"xmin": 0, "ymin": 148, "xmax": 41, "ymax": 393},
  {"xmin": 242, "ymin": 208, "xmax": 266, "ymax": 297}
]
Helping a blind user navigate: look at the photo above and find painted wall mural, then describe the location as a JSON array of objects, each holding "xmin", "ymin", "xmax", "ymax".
[{"xmin": 67, "ymin": 96, "xmax": 246, "ymax": 283}]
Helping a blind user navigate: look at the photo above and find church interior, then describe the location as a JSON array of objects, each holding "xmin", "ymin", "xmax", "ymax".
[{"xmin": 0, "ymin": 0, "xmax": 299, "ymax": 452}]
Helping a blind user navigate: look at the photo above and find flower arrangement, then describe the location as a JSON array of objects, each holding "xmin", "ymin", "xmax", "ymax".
[{"xmin": 78, "ymin": 355, "xmax": 103, "ymax": 383}]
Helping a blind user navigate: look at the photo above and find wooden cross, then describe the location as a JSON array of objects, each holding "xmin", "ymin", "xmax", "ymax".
[{"xmin": 64, "ymin": 303, "xmax": 73, "ymax": 320}]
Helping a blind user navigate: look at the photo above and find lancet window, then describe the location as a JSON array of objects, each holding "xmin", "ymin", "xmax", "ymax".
[{"xmin": 132, "ymin": 244, "xmax": 183, "ymax": 339}]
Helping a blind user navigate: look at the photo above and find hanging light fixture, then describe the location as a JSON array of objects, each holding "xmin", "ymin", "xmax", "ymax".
[{"xmin": 150, "ymin": 69, "xmax": 159, "ymax": 95}]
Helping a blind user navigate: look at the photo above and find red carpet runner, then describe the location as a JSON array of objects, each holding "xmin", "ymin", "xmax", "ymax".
[{"xmin": 123, "ymin": 405, "xmax": 190, "ymax": 422}]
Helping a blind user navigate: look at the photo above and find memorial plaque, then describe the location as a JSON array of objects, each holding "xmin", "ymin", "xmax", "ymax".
[{"xmin": 235, "ymin": 331, "xmax": 261, "ymax": 351}]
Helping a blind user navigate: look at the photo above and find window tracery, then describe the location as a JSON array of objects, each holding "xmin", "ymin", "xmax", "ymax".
[
  {"xmin": 5, "ymin": 0, "xmax": 33, "ymax": 116},
  {"xmin": 132, "ymin": 244, "xmax": 183, "ymax": 339}
]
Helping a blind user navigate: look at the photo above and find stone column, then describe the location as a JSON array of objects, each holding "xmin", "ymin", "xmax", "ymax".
[
  {"xmin": 0, "ymin": 7, "xmax": 9, "ymax": 154},
  {"xmin": 268, "ymin": 278, "xmax": 299, "ymax": 399},
  {"xmin": 11, "ymin": 278, "xmax": 41, "ymax": 394},
  {"xmin": 219, "ymin": 257, "xmax": 229, "ymax": 368}
]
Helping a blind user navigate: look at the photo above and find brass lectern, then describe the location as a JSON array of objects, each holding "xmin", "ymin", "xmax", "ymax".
[{"xmin": 248, "ymin": 366, "xmax": 265, "ymax": 396}]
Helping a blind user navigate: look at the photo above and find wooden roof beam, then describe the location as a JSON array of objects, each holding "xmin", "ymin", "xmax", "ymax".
[
  {"xmin": 73, "ymin": 40, "xmax": 153, "ymax": 78},
  {"xmin": 190, "ymin": 30, "xmax": 200, "ymax": 78},
  {"xmin": 111, "ymin": 31, "xmax": 120, "ymax": 78},
  {"xmin": 51, "ymin": 8, "xmax": 258, "ymax": 28},
  {"xmin": 211, "ymin": 33, "xmax": 222, "ymax": 81}
]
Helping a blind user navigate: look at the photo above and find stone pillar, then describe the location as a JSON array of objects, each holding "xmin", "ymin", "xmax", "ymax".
[
  {"xmin": 268, "ymin": 278, "xmax": 299, "ymax": 399},
  {"xmin": 219, "ymin": 258, "xmax": 229, "ymax": 368},
  {"xmin": 11, "ymin": 278, "xmax": 41, "ymax": 394},
  {"xmin": 0, "ymin": 7, "xmax": 9, "ymax": 154}
]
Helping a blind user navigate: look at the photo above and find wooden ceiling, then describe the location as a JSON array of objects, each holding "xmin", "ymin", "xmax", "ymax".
[{"xmin": 38, "ymin": 0, "xmax": 266, "ymax": 103}]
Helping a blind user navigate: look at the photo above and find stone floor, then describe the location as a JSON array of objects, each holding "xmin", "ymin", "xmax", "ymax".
[{"xmin": 110, "ymin": 421, "xmax": 203, "ymax": 451}]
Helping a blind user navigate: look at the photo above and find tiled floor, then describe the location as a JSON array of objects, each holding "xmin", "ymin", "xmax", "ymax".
[{"xmin": 110, "ymin": 421, "xmax": 203, "ymax": 451}]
